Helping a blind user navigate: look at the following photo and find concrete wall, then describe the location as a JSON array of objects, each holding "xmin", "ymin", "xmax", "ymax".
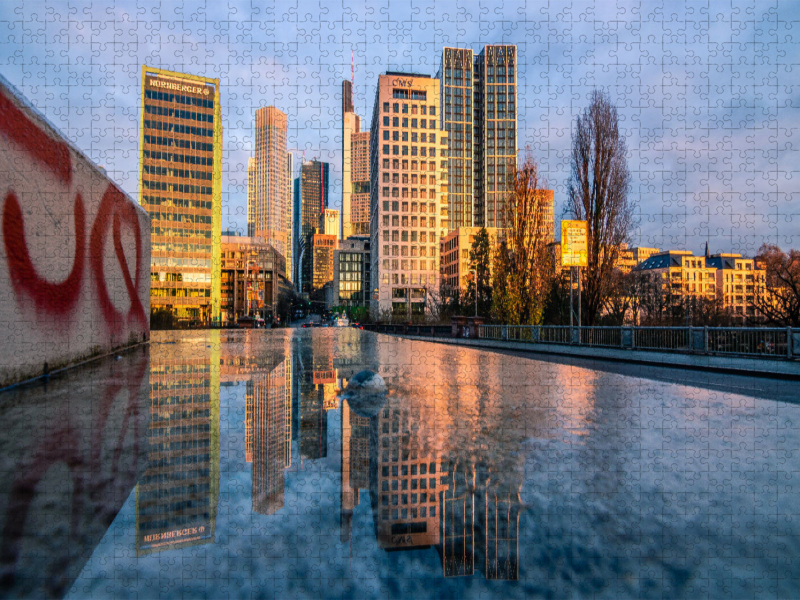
[{"xmin": 0, "ymin": 76, "xmax": 150, "ymax": 387}]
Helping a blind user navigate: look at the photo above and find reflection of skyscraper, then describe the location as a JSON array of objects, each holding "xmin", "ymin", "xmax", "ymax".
[
  {"xmin": 439, "ymin": 461, "xmax": 475, "ymax": 577},
  {"xmin": 370, "ymin": 402, "xmax": 447, "ymax": 549},
  {"xmin": 299, "ymin": 380, "xmax": 328, "ymax": 460},
  {"xmin": 252, "ymin": 361, "xmax": 287, "ymax": 515},
  {"xmin": 136, "ymin": 349, "xmax": 220, "ymax": 555},
  {"xmin": 476, "ymin": 483, "xmax": 520, "ymax": 580},
  {"xmin": 340, "ymin": 398, "xmax": 371, "ymax": 543}
]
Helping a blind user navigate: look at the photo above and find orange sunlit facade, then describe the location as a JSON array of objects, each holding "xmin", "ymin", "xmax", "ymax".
[{"xmin": 140, "ymin": 66, "xmax": 222, "ymax": 324}]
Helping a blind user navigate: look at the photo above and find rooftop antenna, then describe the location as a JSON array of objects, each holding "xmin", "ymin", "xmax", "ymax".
[{"xmin": 351, "ymin": 49, "xmax": 355, "ymax": 105}]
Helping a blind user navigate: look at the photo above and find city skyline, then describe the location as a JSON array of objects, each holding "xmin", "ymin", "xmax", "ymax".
[{"xmin": 1, "ymin": 0, "xmax": 796, "ymax": 257}]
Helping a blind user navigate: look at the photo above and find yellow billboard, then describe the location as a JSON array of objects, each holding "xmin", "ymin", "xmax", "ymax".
[{"xmin": 561, "ymin": 220, "xmax": 588, "ymax": 267}]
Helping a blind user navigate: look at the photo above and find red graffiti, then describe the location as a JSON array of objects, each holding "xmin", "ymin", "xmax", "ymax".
[
  {"xmin": 2, "ymin": 192, "xmax": 86, "ymax": 315},
  {"xmin": 90, "ymin": 185, "xmax": 147, "ymax": 333},
  {"xmin": 1, "ymin": 87, "xmax": 147, "ymax": 334},
  {"xmin": 0, "ymin": 91, "xmax": 71, "ymax": 185}
]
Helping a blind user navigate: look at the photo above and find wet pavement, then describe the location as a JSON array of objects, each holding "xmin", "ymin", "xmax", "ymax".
[{"xmin": 1, "ymin": 328, "xmax": 800, "ymax": 598}]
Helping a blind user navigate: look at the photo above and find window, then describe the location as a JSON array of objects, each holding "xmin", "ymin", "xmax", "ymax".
[
  {"xmin": 383, "ymin": 102, "xmax": 390, "ymax": 112},
  {"xmin": 402, "ymin": 104, "xmax": 408, "ymax": 113},
  {"xmin": 383, "ymin": 116, "xmax": 389, "ymax": 126},
  {"xmin": 383, "ymin": 130, "xmax": 389, "ymax": 140},
  {"xmin": 402, "ymin": 118, "xmax": 408, "ymax": 127},
  {"xmin": 393, "ymin": 103, "xmax": 399, "ymax": 113},
  {"xmin": 429, "ymin": 106, "xmax": 436, "ymax": 116}
]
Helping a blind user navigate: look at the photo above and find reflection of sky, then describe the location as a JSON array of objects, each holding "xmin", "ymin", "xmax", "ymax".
[{"xmin": 1, "ymin": 0, "xmax": 798, "ymax": 254}]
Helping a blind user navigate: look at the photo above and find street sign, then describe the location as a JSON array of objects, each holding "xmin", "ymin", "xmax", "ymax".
[{"xmin": 561, "ymin": 220, "xmax": 588, "ymax": 267}]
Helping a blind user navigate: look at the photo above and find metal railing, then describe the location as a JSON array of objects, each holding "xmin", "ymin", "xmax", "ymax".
[{"xmin": 363, "ymin": 323, "xmax": 798, "ymax": 360}]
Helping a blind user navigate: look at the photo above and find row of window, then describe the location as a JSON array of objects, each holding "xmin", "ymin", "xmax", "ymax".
[
  {"xmin": 381, "ymin": 116, "xmax": 437, "ymax": 129},
  {"xmin": 381, "ymin": 491, "xmax": 437, "ymax": 506},
  {"xmin": 380, "ymin": 200, "xmax": 438, "ymax": 214},
  {"xmin": 382, "ymin": 145, "xmax": 440, "ymax": 157},
  {"xmin": 152, "ymin": 242, "xmax": 212, "ymax": 254},
  {"xmin": 145, "ymin": 89, "xmax": 215, "ymax": 109},
  {"xmin": 144, "ymin": 135, "xmax": 213, "ymax": 152},
  {"xmin": 381, "ymin": 215, "xmax": 436, "ymax": 229},
  {"xmin": 151, "ymin": 257, "xmax": 211, "ymax": 269},
  {"xmin": 151, "ymin": 288, "xmax": 212, "ymax": 298},
  {"xmin": 381, "ymin": 506, "xmax": 434, "ymax": 521},
  {"xmin": 381, "ymin": 187, "xmax": 439, "ymax": 200},
  {"xmin": 383, "ymin": 102, "xmax": 436, "ymax": 115},
  {"xmin": 143, "ymin": 165, "xmax": 213, "ymax": 181},
  {"xmin": 383, "ymin": 130, "xmax": 437, "ymax": 143},
  {"xmin": 144, "ymin": 118, "xmax": 214, "ymax": 138},
  {"xmin": 383, "ymin": 259, "xmax": 436, "ymax": 271},
  {"xmin": 143, "ymin": 150, "xmax": 213, "ymax": 167},
  {"xmin": 149, "ymin": 212, "xmax": 212, "ymax": 225},
  {"xmin": 145, "ymin": 103, "xmax": 215, "ymax": 122},
  {"xmin": 381, "ymin": 231, "xmax": 437, "ymax": 245},
  {"xmin": 142, "ymin": 196, "xmax": 213, "ymax": 210},
  {"xmin": 382, "ymin": 273, "xmax": 436, "ymax": 285},
  {"xmin": 143, "ymin": 180, "xmax": 213, "ymax": 196},
  {"xmin": 382, "ymin": 172, "xmax": 437, "ymax": 184},
  {"xmin": 380, "ymin": 158, "xmax": 441, "ymax": 171}
]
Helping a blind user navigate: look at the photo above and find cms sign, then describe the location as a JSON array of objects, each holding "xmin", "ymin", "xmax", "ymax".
[{"xmin": 392, "ymin": 78, "xmax": 413, "ymax": 87}]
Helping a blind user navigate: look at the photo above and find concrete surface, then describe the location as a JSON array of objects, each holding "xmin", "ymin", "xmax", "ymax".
[{"xmin": 0, "ymin": 75, "xmax": 150, "ymax": 387}]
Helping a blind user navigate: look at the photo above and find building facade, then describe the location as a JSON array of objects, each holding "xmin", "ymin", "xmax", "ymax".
[
  {"xmin": 332, "ymin": 236, "xmax": 371, "ymax": 309},
  {"xmin": 633, "ymin": 251, "xmax": 717, "ymax": 319},
  {"xmin": 706, "ymin": 253, "xmax": 765, "ymax": 320},
  {"xmin": 439, "ymin": 47, "xmax": 474, "ymax": 231},
  {"xmin": 439, "ymin": 227, "xmax": 500, "ymax": 292},
  {"xmin": 249, "ymin": 107, "xmax": 288, "ymax": 262},
  {"xmin": 369, "ymin": 72, "xmax": 449, "ymax": 318},
  {"xmin": 220, "ymin": 233, "xmax": 286, "ymax": 324},
  {"xmin": 140, "ymin": 66, "xmax": 222, "ymax": 323},
  {"xmin": 300, "ymin": 160, "xmax": 330, "ymax": 238},
  {"xmin": 323, "ymin": 208, "xmax": 340, "ymax": 238},
  {"xmin": 473, "ymin": 45, "xmax": 517, "ymax": 229},
  {"xmin": 342, "ymin": 80, "xmax": 372, "ymax": 238},
  {"xmin": 286, "ymin": 152, "xmax": 294, "ymax": 283},
  {"xmin": 300, "ymin": 233, "xmax": 337, "ymax": 299}
]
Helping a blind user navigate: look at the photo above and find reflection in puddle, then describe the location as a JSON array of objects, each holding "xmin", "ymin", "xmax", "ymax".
[{"xmin": 2, "ymin": 329, "xmax": 799, "ymax": 598}]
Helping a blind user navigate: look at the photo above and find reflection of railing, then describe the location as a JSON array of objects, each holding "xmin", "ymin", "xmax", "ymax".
[{"xmin": 362, "ymin": 323, "xmax": 799, "ymax": 360}]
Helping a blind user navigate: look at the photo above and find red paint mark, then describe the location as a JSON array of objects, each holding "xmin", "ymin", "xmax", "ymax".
[
  {"xmin": 90, "ymin": 185, "xmax": 147, "ymax": 333},
  {"xmin": 0, "ymin": 91, "xmax": 72, "ymax": 185},
  {"xmin": 2, "ymin": 192, "xmax": 86, "ymax": 315}
]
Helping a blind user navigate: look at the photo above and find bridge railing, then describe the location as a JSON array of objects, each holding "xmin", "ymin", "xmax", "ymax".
[{"xmin": 362, "ymin": 323, "xmax": 798, "ymax": 360}]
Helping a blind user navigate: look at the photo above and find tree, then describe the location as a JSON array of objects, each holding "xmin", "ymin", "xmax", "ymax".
[
  {"xmin": 753, "ymin": 244, "xmax": 800, "ymax": 326},
  {"xmin": 566, "ymin": 89, "xmax": 634, "ymax": 325},
  {"xmin": 469, "ymin": 227, "xmax": 493, "ymax": 317},
  {"xmin": 492, "ymin": 157, "xmax": 555, "ymax": 325}
]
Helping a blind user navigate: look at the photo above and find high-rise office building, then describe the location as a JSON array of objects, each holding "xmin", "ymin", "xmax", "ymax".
[
  {"xmin": 293, "ymin": 176, "xmax": 302, "ymax": 284},
  {"xmin": 140, "ymin": 66, "xmax": 222, "ymax": 323},
  {"xmin": 473, "ymin": 45, "xmax": 517, "ymax": 228},
  {"xmin": 250, "ymin": 107, "xmax": 289, "ymax": 262},
  {"xmin": 342, "ymin": 81, "xmax": 371, "ymax": 238},
  {"xmin": 300, "ymin": 159, "xmax": 329, "ymax": 238},
  {"xmin": 439, "ymin": 47, "xmax": 474, "ymax": 231},
  {"xmin": 323, "ymin": 208, "xmax": 340, "ymax": 237},
  {"xmin": 286, "ymin": 152, "xmax": 294, "ymax": 283},
  {"xmin": 247, "ymin": 157, "xmax": 255, "ymax": 236},
  {"xmin": 368, "ymin": 72, "xmax": 449, "ymax": 318}
]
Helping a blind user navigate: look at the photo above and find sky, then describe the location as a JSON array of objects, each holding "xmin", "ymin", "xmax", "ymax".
[{"xmin": 1, "ymin": 0, "xmax": 798, "ymax": 255}]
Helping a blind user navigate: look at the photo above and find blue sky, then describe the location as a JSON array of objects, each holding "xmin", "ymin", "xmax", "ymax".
[{"xmin": 1, "ymin": 0, "xmax": 797, "ymax": 255}]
